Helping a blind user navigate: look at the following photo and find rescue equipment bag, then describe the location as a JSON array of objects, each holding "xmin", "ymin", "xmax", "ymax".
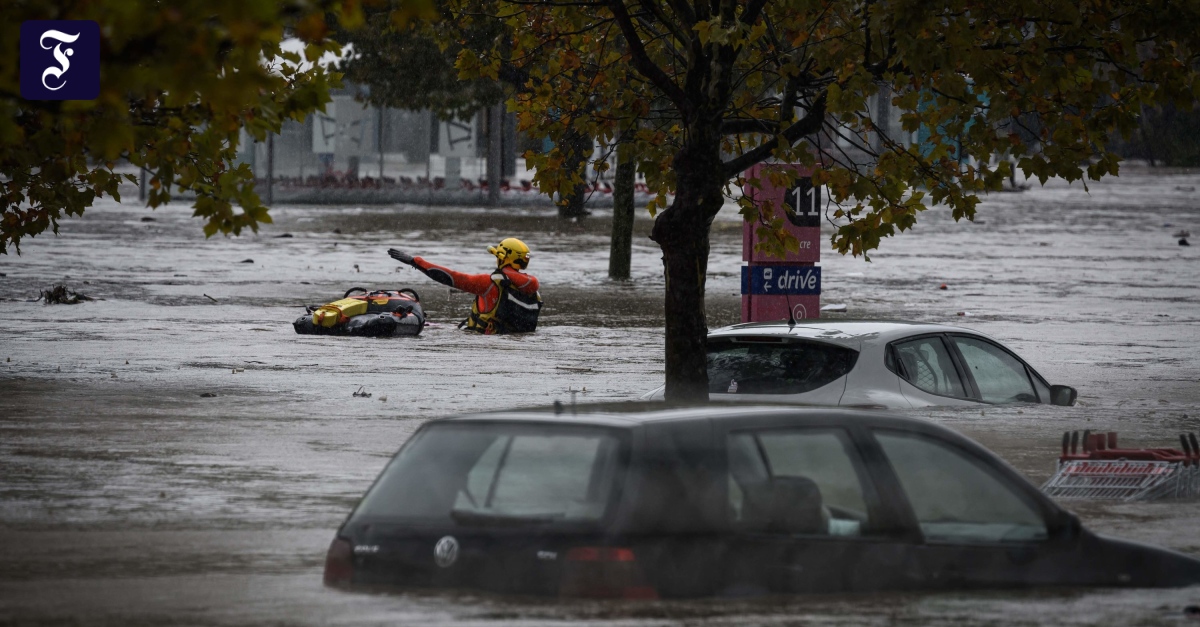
[
  {"xmin": 464, "ymin": 273, "xmax": 542, "ymax": 334},
  {"xmin": 312, "ymin": 298, "xmax": 369, "ymax": 327},
  {"xmin": 294, "ymin": 288, "xmax": 425, "ymax": 337},
  {"xmin": 489, "ymin": 288, "xmax": 542, "ymax": 333}
]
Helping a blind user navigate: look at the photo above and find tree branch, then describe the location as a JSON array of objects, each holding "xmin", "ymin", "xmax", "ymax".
[
  {"xmin": 722, "ymin": 92, "xmax": 827, "ymax": 176},
  {"xmin": 637, "ymin": 0, "xmax": 693, "ymax": 46},
  {"xmin": 739, "ymin": 0, "xmax": 770, "ymax": 27},
  {"xmin": 721, "ymin": 119, "xmax": 779, "ymax": 134},
  {"xmin": 608, "ymin": 0, "xmax": 693, "ymax": 117}
]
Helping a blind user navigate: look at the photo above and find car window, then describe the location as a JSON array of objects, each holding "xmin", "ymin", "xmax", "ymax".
[
  {"xmin": 728, "ymin": 429, "xmax": 875, "ymax": 537},
  {"xmin": 891, "ymin": 336, "xmax": 967, "ymax": 398},
  {"xmin": 352, "ymin": 424, "xmax": 623, "ymax": 525},
  {"xmin": 874, "ymin": 431, "xmax": 1048, "ymax": 543},
  {"xmin": 477, "ymin": 434, "xmax": 617, "ymax": 518},
  {"xmin": 949, "ymin": 336, "xmax": 1038, "ymax": 403},
  {"xmin": 708, "ymin": 339, "xmax": 858, "ymax": 395}
]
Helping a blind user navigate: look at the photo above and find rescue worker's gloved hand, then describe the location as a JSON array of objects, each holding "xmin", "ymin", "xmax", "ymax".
[{"xmin": 388, "ymin": 249, "xmax": 416, "ymax": 266}]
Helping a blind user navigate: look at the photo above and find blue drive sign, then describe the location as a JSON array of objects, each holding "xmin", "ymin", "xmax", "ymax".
[{"xmin": 741, "ymin": 265, "xmax": 821, "ymax": 295}]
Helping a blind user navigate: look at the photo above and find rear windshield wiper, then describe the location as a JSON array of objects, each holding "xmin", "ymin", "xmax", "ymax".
[{"xmin": 449, "ymin": 509, "xmax": 565, "ymax": 527}]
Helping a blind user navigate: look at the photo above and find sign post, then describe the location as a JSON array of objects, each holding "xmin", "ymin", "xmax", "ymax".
[{"xmin": 741, "ymin": 163, "xmax": 821, "ymax": 322}]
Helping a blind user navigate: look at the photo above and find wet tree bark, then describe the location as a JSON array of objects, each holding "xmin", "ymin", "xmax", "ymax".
[
  {"xmin": 608, "ymin": 145, "xmax": 636, "ymax": 280},
  {"xmin": 652, "ymin": 137, "xmax": 726, "ymax": 401},
  {"xmin": 559, "ymin": 128, "xmax": 593, "ymax": 219}
]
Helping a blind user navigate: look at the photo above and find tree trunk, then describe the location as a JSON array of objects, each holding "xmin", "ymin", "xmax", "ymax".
[
  {"xmin": 502, "ymin": 111, "xmax": 517, "ymax": 178},
  {"xmin": 558, "ymin": 128, "xmax": 592, "ymax": 219},
  {"xmin": 608, "ymin": 147, "xmax": 636, "ymax": 280},
  {"xmin": 653, "ymin": 141, "xmax": 725, "ymax": 401}
]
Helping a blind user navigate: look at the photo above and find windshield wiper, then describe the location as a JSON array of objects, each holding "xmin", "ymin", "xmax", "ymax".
[{"xmin": 449, "ymin": 509, "xmax": 565, "ymax": 527}]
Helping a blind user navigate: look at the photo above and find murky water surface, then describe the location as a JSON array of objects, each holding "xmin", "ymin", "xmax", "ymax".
[{"xmin": 1, "ymin": 168, "xmax": 1198, "ymax": 624}]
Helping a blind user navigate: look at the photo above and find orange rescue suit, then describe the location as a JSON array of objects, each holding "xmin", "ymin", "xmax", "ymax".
[{"xmin": 411, "ymin": 257, "xmax": 541, "ymax": 334}]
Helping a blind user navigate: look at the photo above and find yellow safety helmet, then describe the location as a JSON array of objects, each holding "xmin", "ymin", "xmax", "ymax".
[{"xmin": 488, "ymin": 237, "xmax": 531, "ymax": 269}]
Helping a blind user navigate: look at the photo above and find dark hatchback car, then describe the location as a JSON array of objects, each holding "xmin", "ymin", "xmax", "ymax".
[{"xmin": 324, "ymin": 405, "xmax": 1200, "ymax": 598}]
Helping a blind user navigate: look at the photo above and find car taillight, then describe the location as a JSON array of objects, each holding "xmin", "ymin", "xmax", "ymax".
[
  {"xmin": 560, "ymin": 546, "xmax": 658, "ymax": 599},
  {"xmin": 323, "ymin": 537, "xmax": 353, "ymax": 587},
  {"xmin": 565, "ymin": 547, "xmax": 637, "ymax": 562}
]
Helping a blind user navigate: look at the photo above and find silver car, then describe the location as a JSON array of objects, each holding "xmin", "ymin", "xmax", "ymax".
[{"xmin": 641, "ymin": 321, "xmax": 1077, "ymax": 409}]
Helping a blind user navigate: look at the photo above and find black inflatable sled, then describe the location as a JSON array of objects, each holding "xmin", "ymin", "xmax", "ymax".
[{"xmin": 294, "ymin": 288, "xmax": 426, "ymax": 337}]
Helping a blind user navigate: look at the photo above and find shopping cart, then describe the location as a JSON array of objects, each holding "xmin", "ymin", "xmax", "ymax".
[{"xmin": 1041, "ymin": 430, "xmax": 1200, "ymax": 501}]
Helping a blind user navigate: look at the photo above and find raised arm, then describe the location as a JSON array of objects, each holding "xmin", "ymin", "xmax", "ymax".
[{"xmin": 389, "ymin": 249, "xmax": 494, "ymax": 295}]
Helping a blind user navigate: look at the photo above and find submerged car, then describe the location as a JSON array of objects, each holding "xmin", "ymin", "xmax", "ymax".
[
  {"xmin": 324, "ymin": 405, "xmax": 1199, "ymax": 598},
  {"xmin": 641, "ymin": 321, "xmax": 1077, "ymax": 409}
]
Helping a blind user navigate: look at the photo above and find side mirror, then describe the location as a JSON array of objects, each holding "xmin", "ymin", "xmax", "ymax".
[{"xmin": 1050, "ymin": 385, "xmax": 1077, "ymax": 406}]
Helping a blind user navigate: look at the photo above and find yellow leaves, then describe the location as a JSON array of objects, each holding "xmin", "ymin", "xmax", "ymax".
[
  {"xmin": 693, "ymin": 18, "xmax": 743, "ymax": 46},
  {"xmin": 748, "ymin": 21, "xmax": 768, "ymax": 44}
]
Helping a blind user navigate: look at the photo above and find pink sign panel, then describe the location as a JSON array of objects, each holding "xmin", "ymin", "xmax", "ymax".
[
  {"xmin": 741, "ymin": 163, "xmax": 821, "ymax": 263},
  {"xmin": 741, "ymin": 294, "xmax": 821, "ymax": 322}
]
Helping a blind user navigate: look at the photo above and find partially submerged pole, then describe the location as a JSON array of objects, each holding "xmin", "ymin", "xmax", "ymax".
[
  {"xmin": 266, "ymin": 134, "xmax": 275, "ymax": 205},
  {"xmin": 378, "ymin": 107, "xmax": 385, "ymax": 181},
  {"xmin": 487, "ymin": 104, "xmax": 502, "ymax": 206}
]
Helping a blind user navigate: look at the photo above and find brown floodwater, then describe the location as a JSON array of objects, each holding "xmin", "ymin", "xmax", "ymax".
[{"xmin": 1, "ymin": 167, "xmax": 1198, "ymax": 625}]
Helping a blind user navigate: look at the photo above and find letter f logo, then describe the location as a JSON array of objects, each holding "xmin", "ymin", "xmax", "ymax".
[
  {"xmin": 39, "ymin": 29, "xmax": 81, "ymax": 91},
  {"xmin": 21, "ymin": 21, "xmax": 100, "ymax": 100}
]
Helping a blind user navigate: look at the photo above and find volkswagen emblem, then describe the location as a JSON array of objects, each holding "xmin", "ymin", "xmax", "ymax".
[{"xmin": 433, "ymin": 535, "xmax": 459, "ymax": 568}]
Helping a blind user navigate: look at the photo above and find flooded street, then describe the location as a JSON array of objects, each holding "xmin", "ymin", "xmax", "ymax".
[{"xmin": 1, "ymin": 167, "xmax": 1198, "ymax": 625}]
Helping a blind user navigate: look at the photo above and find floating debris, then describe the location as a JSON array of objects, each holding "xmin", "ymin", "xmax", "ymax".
[
  {"xmin": 140, "ymin": 216, "xmax": 156, "ymax": 222},
  {"xmin": 231, "ymin": 368, "xmax": 244, "ymax": 374},
  {"xmin": 39, "ymin": 285, "xmax": 94, "ymax": 305},
  {"xmin": 820, "ymin": 303, "xmax": 848, "ymax": 312},
  {"xmin": 199, "ymin": 392, "xmax": 217, "ymax": 398},
  {"xmin": 203, "ymin": 294, "xmax": 218, "ymax": 303},
  {"xmin": 275, "ymin": 233, "xmax": 294, "ymax": 238},
  {"xmin": 353, "ymin": 385, "xmax": 372, "ymax": 398},
  {"xmin": 379, "ymin": 395, "xmax": 388, "ymax": 402},
  {"xmin": 240, "ymin": 259, "xmax": 254, "ymax": 264}
]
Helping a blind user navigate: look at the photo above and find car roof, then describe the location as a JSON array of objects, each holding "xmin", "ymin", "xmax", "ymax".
[
  {"xmin": 435, "ymin": 402, "xmax": 940, "ymax": 432},
  {"xmin": 708, "ymin": 319, "xmax": 989, "ymax": 347}
]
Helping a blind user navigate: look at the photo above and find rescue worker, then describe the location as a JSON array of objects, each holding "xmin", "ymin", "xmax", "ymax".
[{"xmin": 387, "ymin": 238, "xmax": 543, "ymax": 334}]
